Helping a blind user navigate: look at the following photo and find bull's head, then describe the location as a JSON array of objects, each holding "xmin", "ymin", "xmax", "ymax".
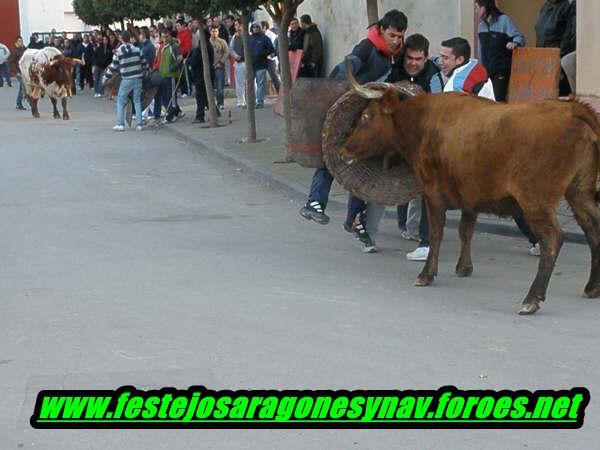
[
  {"xmin": 44, "ymin": 55, "xmax": 85, "ymax": 97},
  {"xmin": 340, "ymin": 57, "xmax": 417, "ymax": 163}
]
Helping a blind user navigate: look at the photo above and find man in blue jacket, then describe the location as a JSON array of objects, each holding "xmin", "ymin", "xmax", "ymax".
[{"xmin": 248, "ymin": 22, "xmax": 275, "ymax": 108}]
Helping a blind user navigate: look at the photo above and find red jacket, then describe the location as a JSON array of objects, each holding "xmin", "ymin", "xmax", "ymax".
[{"xmin": 177, "ymin": 28, "xmax": 192, "ymax": 55}]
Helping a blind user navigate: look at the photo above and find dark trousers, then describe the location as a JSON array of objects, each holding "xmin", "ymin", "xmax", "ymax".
[
  {"xmin": 153, "ymin": 78, "xmax": 180, "ymax": 120},
  {"xmin": 514, "ymin": 212, "xmax": 538, "ymax": 245},
  {"xmin": 345, "ymin": 194, "xmax": 367, "ymax": 226},
  {"xmin": 194, "ymin": 81, "xmax": 208, "ymax": 120},
  {"xmin": 491, "ymin": 73, "xmax": 509, "ymax": 102},
  {"xmin": 80, "ymin": 64, "xmax": 93, "ymax": 89}
]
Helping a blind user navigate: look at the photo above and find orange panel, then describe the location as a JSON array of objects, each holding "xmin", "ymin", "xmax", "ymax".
[{"xmin": 507, "ymin": 47, "xmax": 560, "ymax": 104}]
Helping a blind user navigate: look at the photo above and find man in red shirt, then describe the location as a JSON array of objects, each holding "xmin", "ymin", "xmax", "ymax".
[{"xmin": 175, "ymin": 19, "xmax": 193, "ymax": 97}]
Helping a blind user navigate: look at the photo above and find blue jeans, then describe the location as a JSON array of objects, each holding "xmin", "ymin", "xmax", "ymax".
[
  {"xmin": 116, "ymin": 77, "xmax": 143, "ymax": 127},
  {"xmin": 255, "ymin": 68, "xmax": 267, "ymax": 106},
  {"xmin": 308, "ymin": 168, "xmax": 334, "ymax": 208},
  {"xmin": 16, "ymin": 77, "xmax": 24, "ymax": 107},
  {"xmin": 0, "ymin": 62, "xmax": 10, "ymax": 86},
  {"xmin": 214, "ymin": 67, "xmax": 225, "ymax": 106},
  {"xmin": 94, "ymin": 66, "xmax": 104, "ymax": 94}
]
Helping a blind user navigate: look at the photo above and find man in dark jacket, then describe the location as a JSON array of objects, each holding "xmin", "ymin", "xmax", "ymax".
[
  {"xmin": 248, "ymin": 22, "xmax": 275, "ymax": 108},
  {"xmin": 560, "ymin": 0, "xmax": 576, "ymax": 92},
  {"xmin": 188, "ymin": 28, "xmax": 215, "ymax": 123},
  {"xmin": 535, "ymin": 0, "xmax": 571, "ymax": 48},
  {"xmin": 299, "ymin": 15, "xmax": 323, "ymax": 77},
  {"xmin": 299, "ymin": 9, "xmax": 407, "ymax": 253},
  {"xmin": 80, "ymin": 34, "xmax": 95, "ymax": 90},
  {"xmin": 288, "ymin": 18, "xmax": 304, "ymax": 51}
]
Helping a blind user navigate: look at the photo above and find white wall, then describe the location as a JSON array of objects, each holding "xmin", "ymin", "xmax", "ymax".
[
  {"xmin": 19, "ymin": 0, "xmax": 89, "ymax": 41},
  {"xmin": 298, "ymin": 0, "xmax": 464, "ymax": 73}
]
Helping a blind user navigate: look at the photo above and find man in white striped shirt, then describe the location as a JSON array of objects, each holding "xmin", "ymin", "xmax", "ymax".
[{"xmin": 103, "ymin": 31, "xmax": 148, "ymax": 131}]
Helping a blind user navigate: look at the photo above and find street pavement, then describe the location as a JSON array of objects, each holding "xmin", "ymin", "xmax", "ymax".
[{"xmin": 1, "ymin": 86, "xmax": 600, "ymax": 449}]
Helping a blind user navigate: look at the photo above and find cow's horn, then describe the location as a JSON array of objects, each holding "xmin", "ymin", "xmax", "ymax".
[
  {"xmin": 345, "ymin": 56, "xmax": 384, "ymax": 100},
  {"xmin": 72, "ymin": 55, "xmax": 85, "ymax": 66}
]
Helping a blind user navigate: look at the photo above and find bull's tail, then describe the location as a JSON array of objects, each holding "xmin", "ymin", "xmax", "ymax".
[{"xmin": 571, "ymin": 100, "xmax": 600, "ymax": 203}]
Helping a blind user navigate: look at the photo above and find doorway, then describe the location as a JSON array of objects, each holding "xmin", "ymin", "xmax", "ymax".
[
  {"xmin": 0, "ymin": 0, "xmax": 21, "ymax": 46},
  {"xmin": 496, "ymin": 0, "xmax": 545, "ymax": 47}
]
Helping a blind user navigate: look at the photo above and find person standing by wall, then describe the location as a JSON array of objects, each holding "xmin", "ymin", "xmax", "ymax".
[
  {"xmin": 229, "ymin": 19, "xmax": 246, "ymax": 108},
  {"xmin": 299, "ymin": 15, "xmax": 323, "ymax": 78},
  {"xmin": 210, "ymin": 26, "xmax": 229, "ymax": 109},
  {"xmin": 475, "ymin": 0, "xmax": 525, "ymax": 102}
]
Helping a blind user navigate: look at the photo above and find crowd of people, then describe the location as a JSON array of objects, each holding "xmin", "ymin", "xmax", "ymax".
[
  {"xmin": 0, "ymin": 1, "xmax": 577, "ymax": 258},
  {"xmin": 0, "ymin": 13, "xmax": 325, "ymax": 125}
]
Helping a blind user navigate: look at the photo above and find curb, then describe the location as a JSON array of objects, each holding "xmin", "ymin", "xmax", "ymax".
[{"xmin": 166, "ymin": 125, "xmax": 587, "ymax": 246}]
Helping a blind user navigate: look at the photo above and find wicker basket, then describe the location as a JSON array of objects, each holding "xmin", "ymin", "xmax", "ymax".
[{"xmin": 322, "ymin": 82, "xmax": 424, "ymax": 205}]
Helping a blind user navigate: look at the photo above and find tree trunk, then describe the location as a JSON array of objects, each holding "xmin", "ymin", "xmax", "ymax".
[
  {"xmin": 198, "ymin": 27, "xmax": 219, "ymax": 128},
  {"xmin": 241, "ymin": 12, "xmax": 257, "ymax": 143},
  {"xmin": 274, "ymin": 9, "xmax": 298, "ymax": 161},
  {"xmin": 120, "ymin": 19, "xmax": 125, "ymax": 31},
  {"xmin": 366, "ymin": 0, "xmax": 379, "ymax": 25}
]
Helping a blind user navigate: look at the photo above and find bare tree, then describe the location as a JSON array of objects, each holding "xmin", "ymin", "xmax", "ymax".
[{"xmin": 264, "ymin": 0, "xmax": 305, "ymax": 160}]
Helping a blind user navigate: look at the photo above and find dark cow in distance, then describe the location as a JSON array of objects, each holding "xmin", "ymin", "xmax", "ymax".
[
  {"xmin": 19, "ymin": 47, "xmax": 84, "ymax": 120},
  {"xmin": 341, "ymin": 63, "xmax": 600, "ymax": 315}
]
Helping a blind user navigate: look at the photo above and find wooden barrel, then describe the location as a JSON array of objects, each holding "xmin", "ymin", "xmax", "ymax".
[{"xmin": 289, "ymin": 78, "xmax": 349, "ymax": 168}]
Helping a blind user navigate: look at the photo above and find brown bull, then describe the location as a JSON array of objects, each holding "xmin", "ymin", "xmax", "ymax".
[{"xmin": 341, "ymin": 68, "xmax": 600, "ymax": 315}]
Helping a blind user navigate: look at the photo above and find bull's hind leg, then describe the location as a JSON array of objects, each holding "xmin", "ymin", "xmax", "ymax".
[
  {"xmin": 61, "ymin": 98, "xmax": 69, "ymax": 120},
  {"xmin": 456, "ymin": 210, "xmax": 477, "ymax": 277},
  {"xmin": 50, "ymin": 97, "xmax": 60, "ymax": 119},
  {"xmin": 416, "ymin": 195, "xmax": 446, "ymax": 287},
  {"xmin": 565, "ymin": 184, "xmax": 600, "ymax": 298},
  {"xmin": 518, "ymin": 209, "xmax": 564, "ymax": 315}
]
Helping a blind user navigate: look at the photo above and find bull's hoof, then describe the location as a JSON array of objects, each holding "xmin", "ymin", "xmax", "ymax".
[
  {"xmin": 63, "ymin": 114, "xmax": 70, "ymax": 121},
  {"xmin": 33, "ymin": 113, "xmax": 40, "ymax": 118},
  {"xmin": 415, "ymin": 274, "xmax": 434, "ymax": 287},
  {"xmin": 518, "ymin": 300, "xmax": 541, "ymax": 315},
  {"xmin": 583, "ymin": 284, "xmax": 600, "ymax": 299},
  {"xmin": 455, "ymin": 265, "xmax": 473, "ymax": 278},
  {"xmin": 53, "ymin": 113, "xmax": 61, "ymax": 119}
]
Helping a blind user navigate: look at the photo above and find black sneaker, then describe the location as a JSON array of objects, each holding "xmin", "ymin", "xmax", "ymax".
[
  {"xmin": 343, "ymin": 222, "xmax": 354, "ymax": 233},
  {"xmin": 299, "ymin": 201, "xmax": 330, "ymax": 225},
  {"xmin": 354, "ymin": 211, "xmax": 377, "ymax": 253}
]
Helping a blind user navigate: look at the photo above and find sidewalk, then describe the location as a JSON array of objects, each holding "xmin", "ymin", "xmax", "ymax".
[{"xmin": 166, "ymin": 94, "xmax": 590, "ymax": 244}]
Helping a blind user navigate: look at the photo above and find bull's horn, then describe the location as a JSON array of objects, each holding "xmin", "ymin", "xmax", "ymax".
[
  {"xmin": 72, "ymin": 55, "xmax": 85, "ymax": 66},
  {"xmin": 345, "ymin": 56, "xmax": 384, "ymax": 99}
]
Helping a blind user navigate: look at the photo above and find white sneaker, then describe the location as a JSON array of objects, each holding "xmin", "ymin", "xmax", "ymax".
[
  {"xmin": 529, "ymin": 243, "xmax": 541, "ymax": 257},
  {"xmin": 362, "ymin": 242, "xmax": 378, "ymax": 254},
  {"xmin": 135, "ymin": 125, "xmax": 143, "ymax": 131},
  {"xmin": 181, "ymin": 93, "xmax": 188, "ymax": 98},
  {"xmin": 407, "ymin": 246, "xmax": 429, "ymax": 261},
  {"xmin": 112, "ymin": 125, "xmax": 125, "ymax": 131},
  {"xmin": 94, "ymin": 93, "xmax": 102, "ymax": 98}
]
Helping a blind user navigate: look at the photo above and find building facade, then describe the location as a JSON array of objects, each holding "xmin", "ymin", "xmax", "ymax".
[
  {"xmin": 298, "ymin": 0, "xmax": 596, "ymax": 96},
  {"xmin": 14, "ymin": 0, "xmax": 89, "ymax": 44}
]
